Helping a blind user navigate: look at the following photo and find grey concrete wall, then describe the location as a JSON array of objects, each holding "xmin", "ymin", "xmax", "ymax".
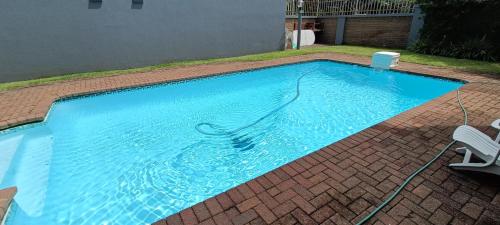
[{"xmin": 0, "ymin": 0, "xmax": 285, "ymax": 83}]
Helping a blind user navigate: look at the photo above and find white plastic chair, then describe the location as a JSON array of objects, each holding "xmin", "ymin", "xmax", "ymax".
[{"xmin": 449, "ymin": 119, "xmax": 500, "ymax": 176}]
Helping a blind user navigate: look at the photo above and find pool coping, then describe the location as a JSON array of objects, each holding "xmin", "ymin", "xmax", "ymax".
[
  {"xmin": 0, "ymin": 52, "xmax": 498, "ymax": 224},
  {"xmin": 0, "ymin": 187, "xmax": 16, "ymax": 225},
  {"xmin": 0, "ymin": 53, "xmax": 485, "ymax": 132}
]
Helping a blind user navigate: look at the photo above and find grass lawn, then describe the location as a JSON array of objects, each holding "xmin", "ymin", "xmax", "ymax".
[{"xmin": 1, "ymin": 45, "xmax": 499, "ymax": 91}]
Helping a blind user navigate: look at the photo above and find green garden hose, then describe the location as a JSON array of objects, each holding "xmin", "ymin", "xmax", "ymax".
[{"xmin": 356, "ymin": 86, "xmax": 469, "ymax": 225}]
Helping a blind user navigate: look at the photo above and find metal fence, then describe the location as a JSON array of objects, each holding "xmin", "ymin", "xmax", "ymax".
[{"xmin": 286, "ymin": 0, "xmax": 416, "ymax": 17}]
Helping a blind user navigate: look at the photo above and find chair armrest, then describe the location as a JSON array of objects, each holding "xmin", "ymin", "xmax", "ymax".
[
  {"xmin": 492, "ymin": 119, "xmax": 500, "ymax": 130},
  {"xmin": 492, "ymin": 119, "xmax": 500, "ymax": 143}
]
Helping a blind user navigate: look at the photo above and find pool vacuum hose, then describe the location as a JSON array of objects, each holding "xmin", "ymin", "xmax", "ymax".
[
  {"xmin": 195, "ymin": 69, "xmax": 314, "ymax": 136},
  {"xmin": 196, "ymin": 71, "xmax": 478, "ymax": 224},
  {"xmin": 356, "ymin": 85, "xmax": 470, "ymax": 224}
]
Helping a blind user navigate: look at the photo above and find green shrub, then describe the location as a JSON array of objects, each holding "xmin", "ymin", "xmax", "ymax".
[{"xmin": 413, "ymin": 0, "xmax": 500, "ymax": 62}]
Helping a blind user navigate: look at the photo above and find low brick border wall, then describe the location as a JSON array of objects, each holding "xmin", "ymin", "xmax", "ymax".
[{"xmin": 0, "ymin": 53, "xmax": 498, "ymax": 225}]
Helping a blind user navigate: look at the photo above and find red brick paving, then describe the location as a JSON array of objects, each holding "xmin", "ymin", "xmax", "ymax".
[
  {"xmin": 0, "ymin": 187, "xmax": 16, "ymax": 223},
  {"xmin": 0, "ymin": 53, "xmax": 499, "ymax": 225}
]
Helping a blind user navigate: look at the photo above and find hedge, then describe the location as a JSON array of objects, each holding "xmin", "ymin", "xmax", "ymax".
[{"xmin": 412, "ymin": 0, "xmax": 500, "ymax": 62}]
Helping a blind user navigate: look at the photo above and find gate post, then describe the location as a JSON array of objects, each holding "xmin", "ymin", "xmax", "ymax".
[
  {"xmin": 335, "ymin": 16, "xmax": 346, "ymax": 45},
  {"xmin": 407, "ymin": 5, "xmax": 425, "ymax": 48}
]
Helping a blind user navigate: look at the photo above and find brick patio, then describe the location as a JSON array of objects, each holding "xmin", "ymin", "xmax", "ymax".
[{"xmin": 0, "ymin": 53, "xmax": 499, "ymax": 225}]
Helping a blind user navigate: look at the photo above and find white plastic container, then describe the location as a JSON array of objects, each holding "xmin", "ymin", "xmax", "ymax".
[
  {"xmin": 371, "ymin": 51, "xmax": 400, "ymax": 69},
  {"xmin": 292, "ymin": 30, "xmax": 315, "ymax": 48}
]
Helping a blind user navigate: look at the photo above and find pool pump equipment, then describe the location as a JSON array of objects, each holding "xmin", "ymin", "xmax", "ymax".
[{"xmin": 371, "ymin": 51, "xmax": 401, "ymax": 69}]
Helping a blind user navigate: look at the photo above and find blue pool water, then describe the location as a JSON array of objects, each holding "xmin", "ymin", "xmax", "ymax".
[{"xmin": 0, "ymin": 61, "xmax": 462, "ymax": 225}]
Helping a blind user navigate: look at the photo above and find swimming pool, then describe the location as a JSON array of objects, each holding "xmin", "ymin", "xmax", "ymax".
[{"xmin": 0, "ymin": 61, "xmax": 462, "ymax": 225}]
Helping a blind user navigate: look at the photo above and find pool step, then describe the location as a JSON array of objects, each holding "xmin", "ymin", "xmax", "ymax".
[{"xmin": 0, "ymin": 187, "xmax": 16, "ymax": 225}]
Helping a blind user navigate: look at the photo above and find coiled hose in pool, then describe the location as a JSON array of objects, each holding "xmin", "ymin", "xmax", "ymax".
[
  {"xmin": 355, "ymin": 84, "xmax": 471, "ymax": 225},
  {"xmin": 195, "ymin": 70, "xmax": 314, "ymax": 136}
]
